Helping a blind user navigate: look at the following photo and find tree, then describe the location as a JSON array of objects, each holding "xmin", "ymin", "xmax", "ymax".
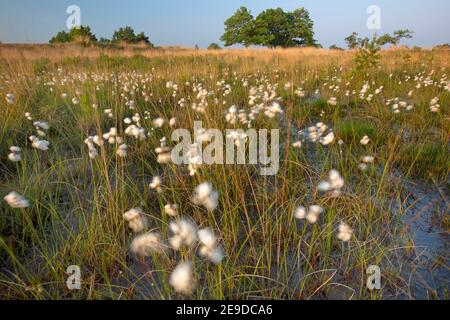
[
  {"xmin": 377, "ymin": 33, "xmax": 396, "ymax": 46},
  {"xmin": 377, "ymin": 30, "xmax": 413, "ymax": 46},
  {"xmin": 70, "ymin": 26, "xmax": 97, "ymax": 43},
  {"xmin": 346, "ymin": 30, "xmax": 413, "ymax": 71},
  {"xmin": 221, "ymin": 7, "xmax": 317, "ymax": 48},
  {"xmin": 345, "ymin": 32, "xmax": 359, "ymax": 49},
  {"xmin": 252, "ymin": 8, "xmax": 317, "ymax": 48},
  {"xmin": 345, "ymin": 30, "xmax": 414, "ymax": 49},
  {"xmin": 329, "ymin": 44, "xmax": 344, "ymax": 51},
  {"xmin": 207, "ymin": 43, "xmax": 222, "ymax": 50},
  {"xmin": 220, "ymin": 7, "xmax": 255, "ymax": 47},
  {"xmin": 392, "ymin": 29, "xmax": 414, "ymax": 45},
  {"xmin": 135, "ymin": 32, "xmax": 150, "ymax": 44},
  {"xmin": 354, "ymin": 35, "xmax": 381, "ymax": 71},
  {"xmin": 288, "ymin": 8, "xmax": 317, "ymax": 47},
  {"xmin": 112, "ymin": 26, "xmax": 136, "ymax": 43},
  {"xmin": 251, "ymin": 8, "xmax": 291, "ymax": 47},
  {"xmin": 111, "ymin": 26, "xmax": 153, "ymax": 46},
  {"xmin": 49, "ymin": 31, "xmax": 71, "ymax": 44},
  {"xmin": 98, "ymin": 37, "xmax": 112, "ymax": 45},
  {"xmin": 49, "ymin": 26, "xmax": 97, "ymax": 44}
]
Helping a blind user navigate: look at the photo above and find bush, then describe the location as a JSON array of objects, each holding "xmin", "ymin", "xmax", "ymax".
[
  {"xmin": 345, "ymin": 30, "xmax": 414, "ymax": 72},
  {"xmin": 207, "ymin": 43, "xmax": 222, "ymax": 50},
  {"xmin": 329, "ymin": 44, "xmax": 344, "ymax": 51},
  {"xmin": 49, "ymin": 26, "xmax": 97, "ymax": 45},
  {"xmin": 111, "ymin": 26, "xmax": 153, "ymax": 47},
  {"xmin": 433, "ymin": 44, "xmax": 450, "ymax": 50}
]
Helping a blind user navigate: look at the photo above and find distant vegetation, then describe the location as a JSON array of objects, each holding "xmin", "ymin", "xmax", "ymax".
[
  {"xmin": 50, "ymin": 25, "xmax": 153, "ymax": 47},
  {"xmin": 49, "ymin": 25, "xmax": 97, "ymax": 45},
  {"xmin": 46, "ymin": 16, "xmax": 417, "ymax": 54},
  {"xmin": 344, "ymin": 30, "xmax": 414, "ymax": 49},
  {"xmin": 207, "ymin": 43, "xmax": 222, "ymax": 50},
  {"xmin": 433, "ymin": 44, "xmax": 450, "ymax": 50},
  {"xmin": 329, "ymin": 44, "xmax": 344, "ymax": 51},
  {"xmin": 111, "ymin": 26, "xmax": 153, "ymax": 46}
]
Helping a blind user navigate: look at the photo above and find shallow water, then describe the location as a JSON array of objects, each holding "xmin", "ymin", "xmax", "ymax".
[
  {"xmin": 284, "ymin": 109, "xmax": 449, "ymax": 299},
  {"xmin": 399, "ymin": 178, "xmax": 449, "ymax": 299}
]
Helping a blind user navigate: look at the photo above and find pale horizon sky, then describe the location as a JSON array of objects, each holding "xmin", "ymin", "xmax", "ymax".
[{"xmin": 0, "ymin": 0, "xmax": 449, "ymax": 48}]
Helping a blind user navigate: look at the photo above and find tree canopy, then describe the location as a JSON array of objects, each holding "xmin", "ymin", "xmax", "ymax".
[
  {"xmin": 329, "ymin": 44, "xmax": 344, "ymax": 51},
  {"xmin": 221, "ymin": 7, "xmax": 255, "ymax": 47},
  {"xmin": 111, "ymin": 26, "xmax": 153, "ymax": 46},
  {"xmin": 345, "ymin": 30, "xmax": 414, "ymax": 49},
  {"xmin": 207, "ymin": 43, "xmax": 222, "ymax": 50},
  {"xmin": 221, "ymin": 7, "xmax": 317, "ymax": 48},
  {"xmin": 49, "ymin": 26, "xmax": 97, "ymax": 44}
]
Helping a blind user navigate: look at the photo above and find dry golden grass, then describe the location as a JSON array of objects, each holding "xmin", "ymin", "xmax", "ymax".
[{"xmin": 1, "ymin": 44, "xmax": 448, "ymax": 74}]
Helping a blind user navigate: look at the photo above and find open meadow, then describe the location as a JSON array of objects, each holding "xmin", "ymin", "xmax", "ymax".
[{"xmin": 0, "ymin": 45, "xmax": 448, "ymax": 300}]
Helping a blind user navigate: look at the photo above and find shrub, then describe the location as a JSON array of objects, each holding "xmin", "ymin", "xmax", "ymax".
[
  {"xmin": 111, "ymin": 26, "xmax": 153, "ymax": 47},
  {"xmin": 329, "ymin": 44, "xmax": 344, "ymax": 51},
  {"xmin": 49, "ymin": 26, "xmax": 97, "ymax": 45},
  {"xmin": 207, "ymin": 43, "xmax": 222, "ymax": 50}
]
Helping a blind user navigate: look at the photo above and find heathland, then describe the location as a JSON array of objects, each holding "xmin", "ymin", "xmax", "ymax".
[{"xmin": 0, "ymin": 45, "xmax": 448, "ymax": 299}]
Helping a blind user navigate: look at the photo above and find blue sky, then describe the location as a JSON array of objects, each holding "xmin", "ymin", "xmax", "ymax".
[{"xmin": 0, "ymin": 0, "xmax": 449, "ymax": 48}]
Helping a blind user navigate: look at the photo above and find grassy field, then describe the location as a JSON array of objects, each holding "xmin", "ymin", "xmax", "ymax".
[{"xmin": 0, "ymin": 45, "xmax": 448, "ymax": 300}]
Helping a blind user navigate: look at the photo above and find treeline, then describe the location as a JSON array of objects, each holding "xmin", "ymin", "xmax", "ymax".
[
  {"xmin": 49, "ymin": 26, "xmax": 154, "ymax": 47},
  {"xmin": 46, "ymin": 6, "xmax": 419, "ymax": 51}
]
